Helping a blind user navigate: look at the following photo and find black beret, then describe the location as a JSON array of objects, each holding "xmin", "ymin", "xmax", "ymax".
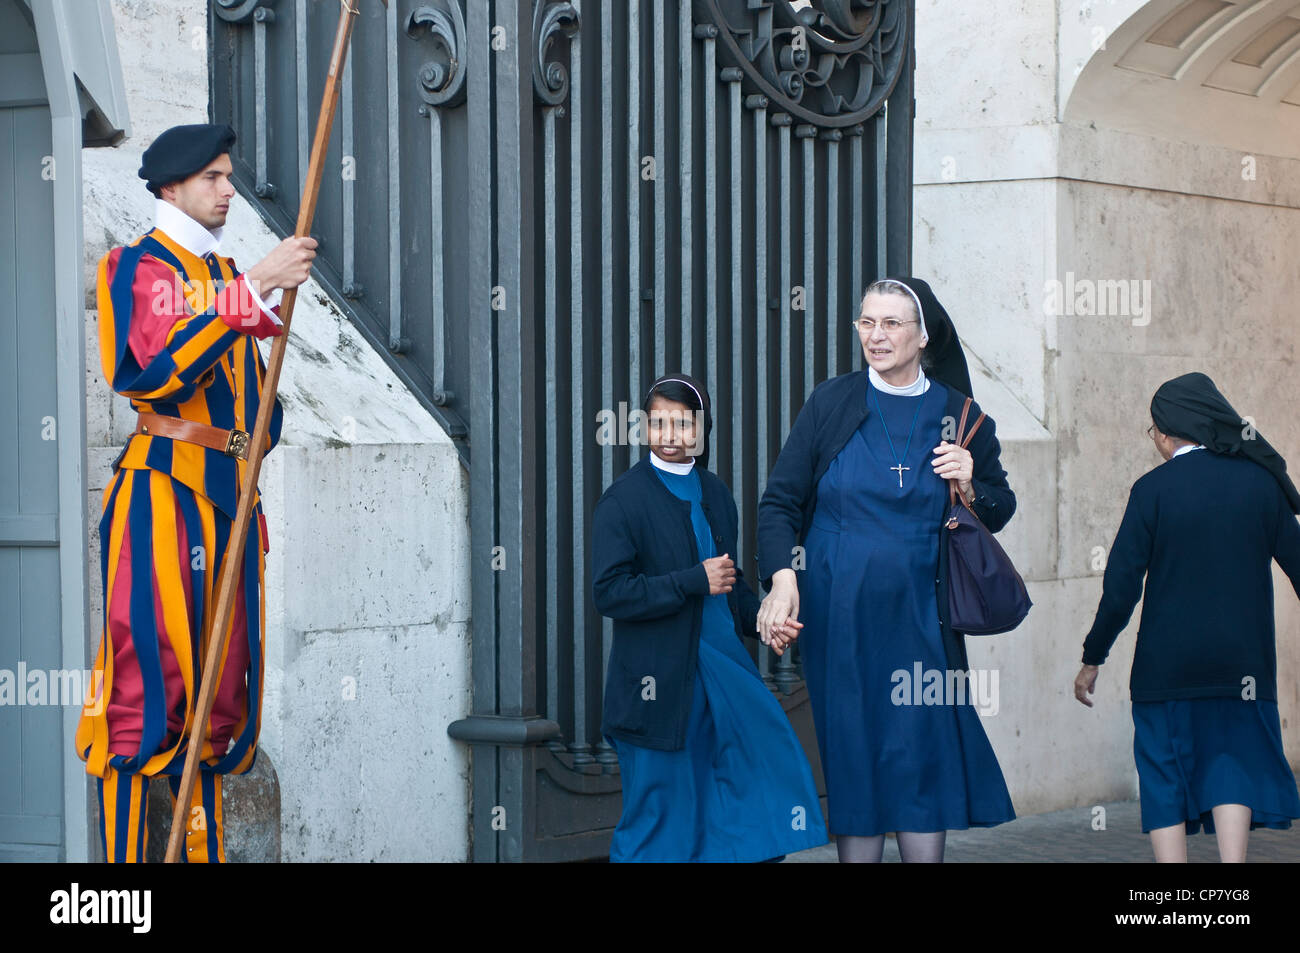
[{"xmin": 138, "ymin": 123, "xmax": 237, "ymax": 196}]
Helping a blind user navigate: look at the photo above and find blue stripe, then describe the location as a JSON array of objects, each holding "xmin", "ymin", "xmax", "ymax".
[
  {"xmin": 99, "ymin": 471, "xmax": 126, "ymax": 591},
  {"xmin": 144, "ymin": 429, "xmax": 175, "ymax": 474},
  {"xmin": 214, "ymin": 513, "xmax": 261, "ymax": 772},
  {"xmin": 243, "ymin": 342, "xmax": 253, "ymax": 429},
  {"xmin": 126, "ymin": 476, "xmax": 167, "ymax": 766},
  {"xmin": 175, "ymin": 483, "xmax": 206, "ymax": 697},
  {"xmin": 96, "ymin": 777, "xmax": 107, "ymax": 861},
  {"xmin": 204, "ymin": 452, "xmax": 238, "ymax": 519},
  {"xmin": 113, "ymin": 771, "xmax": 135, "ymax": 863},
  {"xmin": 206, "ymin": 368, "xmax": 238, "ymax": 430},
  {"xmin": 178, "ymin": 330, "xmax": 242, "ymax": 388},
  {"xmin": 135, "ymin": 774, "xmax": 148, "ymax": 862},
  {"xmin": 270, "ymin": 397, "xmax": 284, "ymax": 449},
  {"xmin": 139, "ymin": 235, "xmax": 186, "ymax": 275},
  {"xmin": 108, "ymin": 243, "xmax": 179, "ymax": 395},
  {"xmin": 165, "ymin": 775, "xmax": 188, "ymax": 864},
  {"xmin": 109, "ymin": 243, "xmax": 148, "ymax": 351}
]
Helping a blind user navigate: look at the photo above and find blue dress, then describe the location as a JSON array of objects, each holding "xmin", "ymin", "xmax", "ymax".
[
  {"xmin": 1133, "ymin": 698, "xmax": 1300, "ymax": 834},
  {"xmin": 607, "ymin": 464, "xmax": 830, "ymax": 862},
  {"xmin": 798, "ymin": 381, "xmax": 1016, "ymax": 835}
]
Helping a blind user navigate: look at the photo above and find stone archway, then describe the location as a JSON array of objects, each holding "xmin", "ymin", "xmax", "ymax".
[
  {"xmin": 1064, "ymin": 0, "xmax": 1300, "ymax": 158},
  {"xmin": 908, "ymin": 0, "xmax": 1300, "ymax": 818}
]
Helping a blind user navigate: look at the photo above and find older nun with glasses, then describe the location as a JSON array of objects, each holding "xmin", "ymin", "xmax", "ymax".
[{"xmin": 756, "ymin": 277, "xmax": 1018, "ymax": 863}]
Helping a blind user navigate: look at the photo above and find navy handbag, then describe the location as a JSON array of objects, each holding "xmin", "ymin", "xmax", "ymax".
[{"xmin": 944, "ymin": 399, "xmax": 1032, "ymax": 635}]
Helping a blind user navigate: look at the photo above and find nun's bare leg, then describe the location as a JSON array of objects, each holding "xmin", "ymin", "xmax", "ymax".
[
  {"xmin": 896, "ymin": 831, "xmax": 946, "ymax": 863},
  {"xmin": 1150, "ymin": 823, "xmax": 1187, "ymax": 862},
  {"xmin": 1210, "ymin": 804, "xmax": 1250, "ymax": 863},
  {"xmin": 835, "ymin": 834, "xmax": 885, "ymax": 863}
]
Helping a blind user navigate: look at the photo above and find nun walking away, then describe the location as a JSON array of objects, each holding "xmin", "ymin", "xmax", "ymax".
[
  {"xmin": 591, "ymin": 374, "xmax": 828, "ymax": 862},
  {"xmin": 1076, "ymin": 373, "xmax": 1300, "ymax": 862},
  {"xmin": 756, "ymin": 278, "xmax": 1018, "ymax": 863}
]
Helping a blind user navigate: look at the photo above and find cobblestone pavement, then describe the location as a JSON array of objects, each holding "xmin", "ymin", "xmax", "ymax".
[{"xmin": 784, "ymin": 793, "xmax": 1300, "ymax": 863}]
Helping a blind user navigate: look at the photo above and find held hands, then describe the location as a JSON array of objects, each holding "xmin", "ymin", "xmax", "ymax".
[
  {"xmin": 245, "ymin": 236, "xmax": 319, "ymax": 294},
  {"xmin": 756, "ymin": 568, "xmax": 803, "ymax": 657},
  {"xmin": 932, "ymin": 441, "xmax": 974, "ymax": 501},
  {"xmin": 704, "ymin": 555, "xmax": 800, "ymax": 654},
  {"xmin": 1074, "ymin": 664, "xmax": 1099, "ymax": 707}
]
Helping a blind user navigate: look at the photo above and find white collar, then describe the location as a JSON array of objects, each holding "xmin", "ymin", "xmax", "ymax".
[
  {"xmin": 868, "ymin": 364, "xmax": 929, "ymax": 396},
  {"xmin": 155, "ymin": 198, "xmax": 223, "ymax": 258},
  {"xmin": 1172, "ymin": 444, "xmax": 1206, "ymax": 458},
  {"xmin": 649, "ymin": 452, "xmax": 696, "ymax": 475}
]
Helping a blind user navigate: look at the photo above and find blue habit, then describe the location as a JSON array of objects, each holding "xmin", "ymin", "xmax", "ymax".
[
  {"xmin": 798, "ymin": 380, "xmax": 1015, "ymax": 835},
  {"xmin": 1133, "ymin": 697, "xmax": 1300, "ymax": 834},
  {"xmin": 607, "ymin": 464, "xmax": 829, "ymax": 862}
]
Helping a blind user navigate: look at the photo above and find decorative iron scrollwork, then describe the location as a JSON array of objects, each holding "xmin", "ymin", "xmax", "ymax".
[
  {"xmin": 697, "ymin": 0, "xmax": 908, "ymax": 127},
  {"xmin": 407, "ymin": 3, "xmax": 468, "ymax": 108},
  {"xmin": 213, "ymin": 0, "xmax": 275, "ymax": 24},
  {"xmin": 533, "ymin": 1, "xmax": 579, "ymax": 107}
]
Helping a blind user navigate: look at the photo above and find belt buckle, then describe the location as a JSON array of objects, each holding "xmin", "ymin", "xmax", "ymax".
[{"xmin": 225, "ymin": 428, "xmax": 250, "ymax": 460}]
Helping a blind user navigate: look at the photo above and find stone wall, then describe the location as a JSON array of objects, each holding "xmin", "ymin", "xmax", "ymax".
[{"xmin": 913, "ymin": 0, "xmax": 1300, "ymax": 816}]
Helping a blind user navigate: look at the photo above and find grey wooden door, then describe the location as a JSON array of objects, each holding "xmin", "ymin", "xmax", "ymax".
[{"xmin": 0, "ymin": 3, "xmax": 65, "ymax": 861}]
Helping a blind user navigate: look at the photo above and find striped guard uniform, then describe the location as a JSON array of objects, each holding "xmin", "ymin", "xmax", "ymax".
[{"xmin": 76, "ymin": 200, "xmax": 285, "ymax": 862}]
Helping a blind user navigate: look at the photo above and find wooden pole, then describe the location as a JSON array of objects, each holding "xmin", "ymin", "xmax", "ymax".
[{"xmin": 165, "ymin": 0, "xmax": 365, "ymax": 863}]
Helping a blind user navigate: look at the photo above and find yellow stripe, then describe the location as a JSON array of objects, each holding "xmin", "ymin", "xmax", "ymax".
[
  {"xmin": 79, "ymin": 471, "xmax": 133, "ymax": 778},
  {"xmin": 197, "ymin": 492, "xmax": 221, "ymax": 764},
  {"xmin": 123, "ymin": 773, "xmax": 143, "ymax": 863},
  {"xmin": 96, "ymin": 253, "xmax": 116, "ymax": 386},
  {"xmin": 100, "ymin": 771, "xmax": 118, "ymax": 859},
  {"xmin": 220, "ymin": 525, "xmax": 266, "ymax": 776},
  {"xmin": 171, "ymin": 319, "xmax": 234, "ymax": 372}
]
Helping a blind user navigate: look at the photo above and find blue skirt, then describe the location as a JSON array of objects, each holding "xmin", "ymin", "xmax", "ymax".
[
  {"xmin": 607, "ymin": 627, "xmax": 829, "ymax": 862},
  {"xmin": 1133, "ymin": 698, "xmax": 1300, "ymax": 834}
]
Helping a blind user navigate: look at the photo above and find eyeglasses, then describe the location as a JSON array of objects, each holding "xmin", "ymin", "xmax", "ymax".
[
  {"xmin": 852, "ymin": 317, "xmax": 918, "ymax": 334},
  {"xmin": 1146, "ymin": 424, "xmax": 1155, "ymax": 439}
]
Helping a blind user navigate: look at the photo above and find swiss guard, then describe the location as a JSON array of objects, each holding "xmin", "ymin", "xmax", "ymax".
[{"xmin": 76, "ymin": 123, "xmax": 317, "ymax": 862}]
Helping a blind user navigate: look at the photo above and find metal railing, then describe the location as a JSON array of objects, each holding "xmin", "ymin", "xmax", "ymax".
[{"xmin": 210, "ymin": 0, "xmax": 914, "ymax": 861}]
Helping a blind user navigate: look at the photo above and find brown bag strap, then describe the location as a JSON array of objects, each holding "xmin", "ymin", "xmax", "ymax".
[
  {"xmin": 961, "ymin": 413, "xmax": 986, "ymax": 449},
  {"xmin": 947, "ymin": 397, "xmax": 986, "ymax": 516}
]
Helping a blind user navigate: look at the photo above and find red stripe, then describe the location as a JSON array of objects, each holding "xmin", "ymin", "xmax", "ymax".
[{"xmin": 105, "ymin": 480, "xmax": 188, "ymax": 755}]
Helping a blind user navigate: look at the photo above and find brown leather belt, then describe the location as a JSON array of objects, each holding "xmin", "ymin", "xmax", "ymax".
[{"xmin": 135, "ymin": 412, "xmax": 250, "ymax": 461}]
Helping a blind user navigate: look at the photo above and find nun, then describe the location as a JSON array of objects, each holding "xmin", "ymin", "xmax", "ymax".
[
  {"xmin": 591, "ymin": 373, "xmax": 829, "ymax": 862},
  {"xmin": 1075, "ymin": 372, "xmax": 1300, "ymax": 862},
  {"xmin": 756, "ymin": 278, "xmax": 1018, "ymax": 863}
]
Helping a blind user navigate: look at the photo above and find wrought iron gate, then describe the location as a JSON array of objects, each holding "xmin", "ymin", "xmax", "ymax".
[{"xmin": 210, "ymin": 0, "xmax": 914, "ymax": 861}]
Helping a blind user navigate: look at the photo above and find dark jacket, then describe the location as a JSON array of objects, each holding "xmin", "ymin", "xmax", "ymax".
[
  {"xmin": 592, "ymin": 456, "xmax": 763, "ymax": 751},
  {"xmin": 1082, "ymin": 449, "xmax": 1300, "ymax": 702},
  {"xmin": 756, "ymin": 370, "xmax": 1016, "ymax": 673}
]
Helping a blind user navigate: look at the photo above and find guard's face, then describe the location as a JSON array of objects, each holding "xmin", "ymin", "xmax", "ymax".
[
  {"xmin": 860, "ymin": 291, "xmax": 926, "ymax": 379},
  {"xmin": 646, "ymin": 396, "xmax": 702, "ymax": 465},
  {"xmin": 162, "ymin": 153, "xmax": 237, "ymax": 230}
]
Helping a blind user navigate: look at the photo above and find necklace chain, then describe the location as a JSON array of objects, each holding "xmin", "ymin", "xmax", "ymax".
[{"xmin": 869, "ymin": 384, "xmax": 924, "ymax": 488}]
